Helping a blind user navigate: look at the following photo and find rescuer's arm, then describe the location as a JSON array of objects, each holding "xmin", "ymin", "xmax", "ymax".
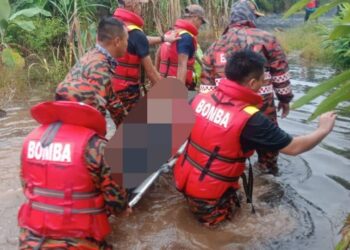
[
  {"xmin": 177, "ymin": 53, "xmax": 189, "ymax": 84},
  {"xmin": 147, "ymin": 31, "xmax": 180, "ymax": 45},
  {"xmin": 141, "ymin": 55, "xmax": 161, "ymax": 85},
  {"xmin": 155, "ymin": 46, "xmax": 161, "ymax": 70},
  {"xmin": 176, "ymin": 33, "xmax": 195, "ymax": 84},
  {"xmin": 132, "ymin": 30, "xmax": 161, "ymax": 85},
  {"xmin": 280, "ymin": 111, "xmax": 336, "ymax": 155},
  {"xmin": 241, "ymin": 111, "xmax": 336, "ymax": 155},
  {"xmin": 85, "ymin": 136, "xmax": 128, "ymax": 215}
]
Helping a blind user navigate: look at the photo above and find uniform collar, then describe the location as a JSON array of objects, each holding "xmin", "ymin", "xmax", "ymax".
[
  {"xmin": 217, "ymin": 78, "xmax": 262, "ymax": 106},
  {"xmin": 95, "ymin": 44, "xmax": 118, "ymax": 69}
]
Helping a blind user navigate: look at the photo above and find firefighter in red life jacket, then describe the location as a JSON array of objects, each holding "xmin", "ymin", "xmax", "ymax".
[
  {"xmin": 200, "ymin": 0, "xmax": 293, "ymax": 175},
  {"xmin": 173, "ymin": 50, "xmax": 336, "ymax": 227},
  {"xmin": 56, "ymin": 17, "xmax": 129, "ymax": 129},
  {"xmin": 18, "ymin": 101, "xmax": 129, "ymax": 249},
  {"xmin": 156, "ymin": 4, "xmax": 207, "ymax": 90},
  {"xmin": 112, "ymin": 0, "xmax": 179, "ymax": 126}
]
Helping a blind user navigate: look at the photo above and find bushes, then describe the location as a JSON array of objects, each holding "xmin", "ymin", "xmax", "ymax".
[
  {"xmin": 274, "ymin": 24, "xmax": 332, "ymax": 64},
  {"xmin": 6, "ymin": 17, "xmax": 66, "ymax": 56},
  {"xmin": 255, "ymin": 0, "xmax": 298, "ymax": 13},
  {"xmin": 324, "ymin": 36, "xmax": 350, "ymax": 69}
]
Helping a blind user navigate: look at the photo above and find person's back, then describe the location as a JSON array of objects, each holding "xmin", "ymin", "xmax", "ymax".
[
  {"xmin": 111, "ymin": 5, "xmax": 150, "ymax": 116},
  {"xmin": 200, "ymin": 24, "xmax": 274, "ymax": 91},
  {"xmin": 158, "ymin": 20, "xmax": 198, "ymax": 89},
  {"xmin": 174, "ymin": 50, "xmax": 336, "ymax": 227},
  {"xmin": 19, "ymin": 101, "xmax": 128, "ymax": 249},
  {"xmin": 200, "ymin": 0, "xmax": 293, "ymax": 175},
  {"xmin": 158, "ymin": 4, "xmax": 207, "ymax": 90},
  {"xmin": 111, "ymin": 0, "xmax": 178, "ymax": 126},
  {"xmin": 56, "ymin": 48, "xmax": 117, "ymax": 116},
  {"xmin": 55, "ymin": 16, "xmax": 128, "ymax": 127}
]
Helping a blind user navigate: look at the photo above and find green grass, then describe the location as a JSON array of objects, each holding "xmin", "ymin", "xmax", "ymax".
[{"xmin": 275, "ymin": 24, "xmax": 333, "ymax": 64}]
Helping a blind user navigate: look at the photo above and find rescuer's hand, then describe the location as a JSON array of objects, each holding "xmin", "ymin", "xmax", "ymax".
[
  {"xmin": 164, "ymin": 31, "xmax": 181, "ymax": 43},
  {"xmin": 318, "ymin": 111, "xmax": 336, "ymax": 134}
]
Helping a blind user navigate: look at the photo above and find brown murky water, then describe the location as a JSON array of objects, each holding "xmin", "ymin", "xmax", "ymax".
[{"xmin": 0, "ymin": 64, "xmax": 349, "ymax": 250}]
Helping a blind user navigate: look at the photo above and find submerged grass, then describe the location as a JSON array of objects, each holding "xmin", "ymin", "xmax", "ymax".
[
  {"xmin": 0, "ymin": 57, "xmax": 68, "ymax": 107},
  {"xmin": 275, "ymin": 24, "xmax": 333, "ymax": 64},
  {"xmin": 0, "ymin": 67, "xmax": 29, "ymax": 107}
]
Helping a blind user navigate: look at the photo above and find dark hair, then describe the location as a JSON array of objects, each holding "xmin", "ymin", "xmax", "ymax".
[
  {"xmin": 97, "ymin": 16, "xmax": 125, "ymax": 42},
  {"xmin": 224, "ymin": 50, "xmax": 266, "ymax": 84}
]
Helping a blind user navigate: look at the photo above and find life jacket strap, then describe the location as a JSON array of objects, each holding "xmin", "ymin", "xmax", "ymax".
[
  {"xmin": 241, "ymin": 158, "xmax": 255, "ymax": 214},
  {"xmin": 185, "ymin": 154, "xmax": 241, "ymax": 183},
  {"xmin": 190, "ymin": 140, "xmax": 246, "ymax": 164}
]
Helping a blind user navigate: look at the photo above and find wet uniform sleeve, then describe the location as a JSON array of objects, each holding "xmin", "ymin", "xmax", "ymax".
[
  {"xmin": 265, "ymin": 36, "xmax": 294, "ymax": 103},
  {"xmin": 240, "ymin": 112, "xmax": 292, "ymax": 153},
  {"xmin": 84, "ymin": 136, "xmax": 128, "ymax": 216},
  {"xmin": 177, "ymin": 33, "xmax": 195, "ymax": 58},
  {"xmin": 199, "ymin": 46, "xmax": 217, "ymax": 93},
  {"xmin": 56, "ymin": 54, "xmax": 113, "ymax": 117},
  {"xmin": 128, "ymin": 30, "xmax": 149, "ymax": 58},
  {"xmin": 106, "ymin": 88, "xmax": 126, "ymax": 128}
]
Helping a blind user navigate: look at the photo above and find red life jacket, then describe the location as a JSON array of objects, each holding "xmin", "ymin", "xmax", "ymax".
[
  {"xmin": 18, "ymin": 101, "xmax": 110, "ymax": 241},
  {"xmin": 159, "ymin": 19, "xmax": 198, "ymax": 90},
  {"xmin": 112, "ymin": 8, "xmax": 144, "ymax": 92},
  {"xmin": 306, "ymin": 0, "xmax": 316, "ymax": 9},
  {"xmin": 173, "ymin": 78, "xmax": 262, "ymax": 199}
]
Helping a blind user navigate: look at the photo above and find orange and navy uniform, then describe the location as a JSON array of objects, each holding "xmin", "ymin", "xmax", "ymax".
[{"xmin": 55, "ymin": 45, "xmax": 125, "ymax": 127}]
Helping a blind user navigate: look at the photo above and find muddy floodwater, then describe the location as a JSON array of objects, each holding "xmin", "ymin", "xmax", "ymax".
[{"xmin": 0, "ymin": 62, "xmax": 349, "ymax": 250}]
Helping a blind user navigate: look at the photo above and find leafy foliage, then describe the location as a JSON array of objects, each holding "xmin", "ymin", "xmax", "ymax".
[
  {"xmin": 48, "ymin": 0, "xmax": 105, "ymax": 64},
  {"xmin": 0, "ymin": 0, "xmax": 51, "ymax": 43},
  {"xmin": 275, "ymin": 24, "xmax": 332, "ymax": 63},
  {"xmin": 323, "ymin": 35, "xmax": 350, "ymax": 69},
  {"xmin": 6, "ymin": 17, "xmax": 66, "ymax": 54},
  {"xmin": 256, "ymin": 0, "xmax": 299, "ymax": 13},
  {"xmin": 287, "ymin": 0, "xmax": 350, "ymax": 120},
  {"xmin": 336, "ymin": 214, "xmax": 350, "ymax": 250}
]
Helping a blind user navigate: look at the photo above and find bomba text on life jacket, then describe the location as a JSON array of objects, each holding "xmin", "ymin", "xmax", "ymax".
[
  {"xmin": 195, "ymin": 99, "xmax": 230, "ymax": 128},
  {"xmin": 27, "ymin": 141, "xmax": 72, "ymax": 163}
]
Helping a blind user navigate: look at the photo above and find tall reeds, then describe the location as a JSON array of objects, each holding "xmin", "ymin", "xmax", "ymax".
[{"xmin": 141, "ymin": 0, "xmax": 234, "ymax": 38}]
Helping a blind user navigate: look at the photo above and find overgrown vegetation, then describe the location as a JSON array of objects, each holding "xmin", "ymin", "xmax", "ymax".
[
  {"xmin": 275, "ymin": 24, "xmax": 332, "ymax": 63},
  {"xmin": 0, "ymin": 0, "xmax": 349, "ymax": 112},
  {"xmin": 285, "ymin": 0, "xmax": 350, "ymax": 121}
]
